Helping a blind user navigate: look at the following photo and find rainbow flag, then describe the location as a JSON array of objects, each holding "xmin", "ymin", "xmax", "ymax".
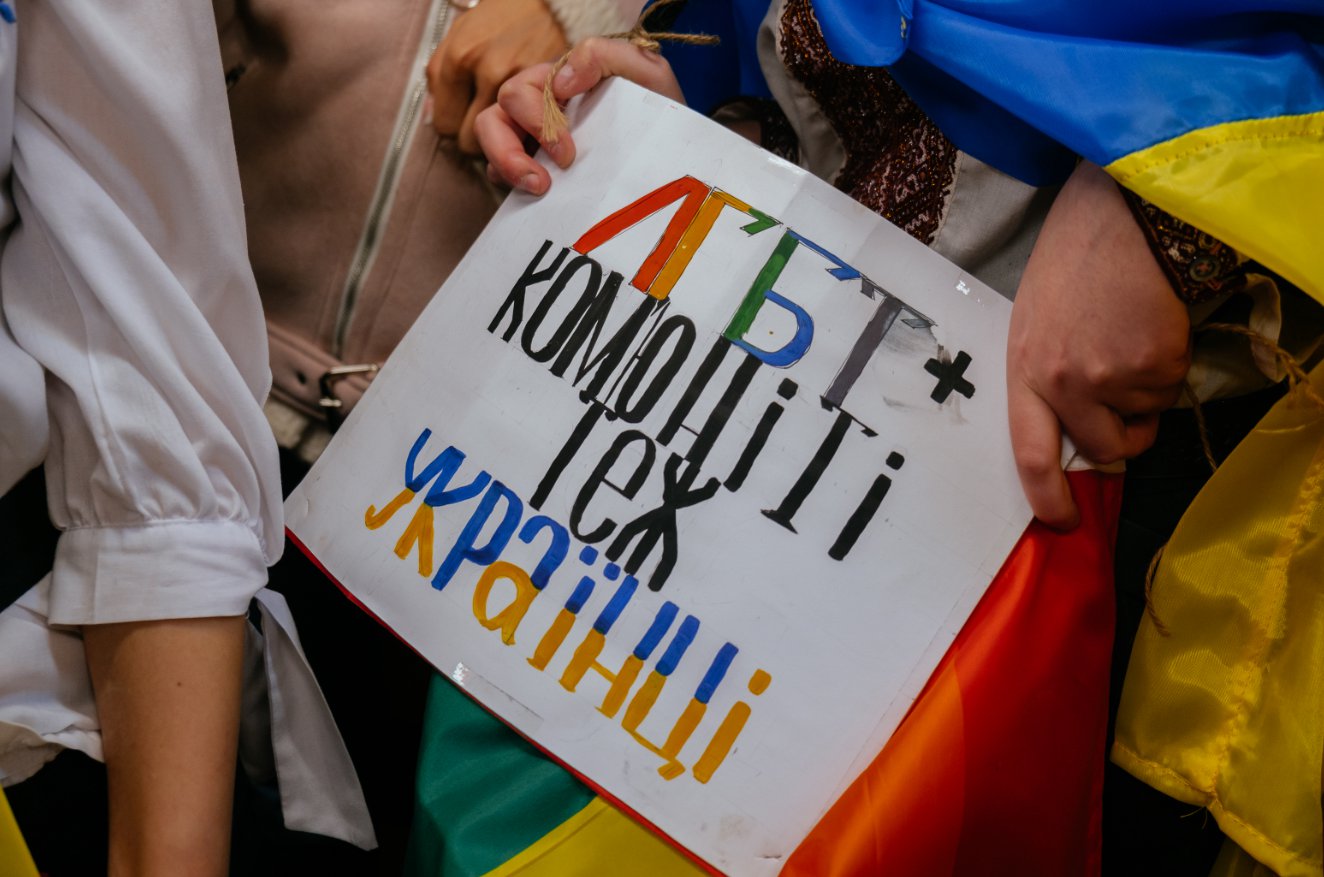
[{"xmin": 405, "ymin": 470, "xmax": 1121, "ymax": 875}]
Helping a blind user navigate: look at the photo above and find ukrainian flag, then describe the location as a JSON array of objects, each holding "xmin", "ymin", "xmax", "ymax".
[{"xmin": 808, "ymin": 0, "xmax": 1324, "ymax": 303}]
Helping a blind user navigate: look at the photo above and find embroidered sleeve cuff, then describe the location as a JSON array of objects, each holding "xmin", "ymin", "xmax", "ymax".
[
  {"xmin": 48, "ymin": 520, "xmax": 268, "ymax": 625},
  {"xmin": 1120, "ymin": 187, "xmax": 1247, "ymax": 305},
  {"xmin": 543, "ymin": 0, "xmax": 634, "ymax": 44}
]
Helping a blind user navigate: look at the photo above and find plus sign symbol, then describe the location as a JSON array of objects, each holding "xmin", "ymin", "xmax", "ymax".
[{"xmin": 923, "ymin": 350, "xmax": 975, "ymax": 403}]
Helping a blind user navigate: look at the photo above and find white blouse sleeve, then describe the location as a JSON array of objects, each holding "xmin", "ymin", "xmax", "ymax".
[
  {"xmin": 0, "ymin": 0, "xmax": 283, "ymax": 624},
  {"xmin": 0, "ymin": 15, "xmax": 46, "ymax": 497}
]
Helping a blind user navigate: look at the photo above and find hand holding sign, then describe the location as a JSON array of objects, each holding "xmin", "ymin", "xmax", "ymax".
[
  {"xmin": 477, "ymin": 37, "xmax": 684, "ymax": 193},
  {"xmin": 427, "ymin": 0, "xmax": 571, "ymax": 155},
  {"xmin": 1007, "ymin": 161, "xmax": 1190, "ymax": 528}
]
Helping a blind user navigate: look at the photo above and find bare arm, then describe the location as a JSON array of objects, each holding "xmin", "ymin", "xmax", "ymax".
[{"xmin": 85, "ymin": 618, "xmax": 245, "ymax": 877}]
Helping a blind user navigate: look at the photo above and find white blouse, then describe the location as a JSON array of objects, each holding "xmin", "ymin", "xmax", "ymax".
[
  {"xmin": 0, "ymin": 0, "xmax": 282, "ymax": 624},
  {"xmin": 0, "ymin": 0, "xmax": 374, "ymax": 849},
  {"xmin": 0, "ymin": 8, "xmax": 44, "ymax": 496}
]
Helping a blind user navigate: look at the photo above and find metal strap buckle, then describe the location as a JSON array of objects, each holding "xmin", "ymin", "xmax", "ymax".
[{"xmin": 318, "ymin": 363, "xmax": 379, "ymax": 430}]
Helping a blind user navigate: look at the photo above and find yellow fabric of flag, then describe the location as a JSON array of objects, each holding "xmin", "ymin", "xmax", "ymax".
[
  {"xmin": 1113, "ymin": 360, "xmax": 1324, "ymax": 877},
  {"xmin": 0, "ymin": 787, "xmax": 38, "ymax": 877},
  {"xmin": 1212, "ymin": 838, "xmax": 1285, "ymax": 877},
  {"xmin": 1106, "ymin": 112, "xmax": 1324, "ymax": 304}
]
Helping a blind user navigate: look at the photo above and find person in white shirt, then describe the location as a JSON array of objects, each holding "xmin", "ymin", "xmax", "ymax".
[{"xmin": 0, "ymin": 2, "xmax": 287, "ymax": 873}]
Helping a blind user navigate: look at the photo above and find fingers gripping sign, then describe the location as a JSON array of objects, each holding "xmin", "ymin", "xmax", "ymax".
[
  {"xmin": 477, "ymin": 37, "xmax": 687, "ymax": 195},
  {"xmin": 1007, "ymin": 161, "xmax": 1192, "ymax": 529},
  {"xmin": 427, "ymin": 0, "xmax": 571, "ymax": 155}
]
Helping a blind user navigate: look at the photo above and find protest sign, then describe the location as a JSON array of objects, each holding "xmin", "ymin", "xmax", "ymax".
[{"xmin": 286, "ymin": 79, "xmax": 1033, "ymax": 875}]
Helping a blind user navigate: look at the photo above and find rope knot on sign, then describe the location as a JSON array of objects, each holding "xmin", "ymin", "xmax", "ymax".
[{"xmin": 541, "ymin": 0, "xmax": 719, "ymax": 142}]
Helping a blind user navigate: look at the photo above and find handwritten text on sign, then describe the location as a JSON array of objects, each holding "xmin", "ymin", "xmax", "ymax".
[{"xmin": 287, "ymin": 81, "xmax": 1030, "ymax": 876}]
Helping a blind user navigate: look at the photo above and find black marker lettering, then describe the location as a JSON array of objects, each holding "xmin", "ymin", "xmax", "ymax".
[
  {"xmin": 613, "ymin": 315, "xmax": 696, "ymax": 424},
  {"xmin": 828, "ymin": 452, "xmax": 905, "ymax": 560},
  {"xmin": 724, "ymin": 379, "xmax": 796, "ymax": 492},
  {"xmin": 488, "ymin": 240, "xmax": 569, "ymax": 341},
  {"xmin": 570, "ymin": 430, "xmax": 656, "ymax": 543},
  {"xmin": 763, "ymin": 408, "xmax": 855, "ymax": 533},
  {"xmin": 608, "ymin": 454, "xmax": 720, "ymax": 591},
  {"xmin": 522, "ymin": 256, "xmax": 603, "ymax": 363}
]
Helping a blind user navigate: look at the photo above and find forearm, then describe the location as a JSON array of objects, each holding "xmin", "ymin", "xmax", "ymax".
[{"xmin": 85, "ymin": 616, "xmax": 246, "ymax": 877}]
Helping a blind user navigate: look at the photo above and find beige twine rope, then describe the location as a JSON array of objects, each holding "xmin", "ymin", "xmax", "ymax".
[{"xmin": 540, "ymin": 0, "xmax": 719, "ymax": 144}]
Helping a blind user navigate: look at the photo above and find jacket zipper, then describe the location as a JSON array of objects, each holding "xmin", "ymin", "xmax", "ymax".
[{"xmin": 331, "ymin": 0, "xmax": 455, "ymax": 359}]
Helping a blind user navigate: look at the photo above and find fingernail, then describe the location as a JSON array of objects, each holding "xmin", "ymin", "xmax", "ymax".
[
  {"xmin": 517, "ymin": 173, "xmax": 542, "ymax": 195},
  {"xmin": 553, "ymin": 62, "xmax": 576, "ymax": 92},
  {"xmin": 421, "ymin": 96, "xmax": 433, "ymax": 128}
]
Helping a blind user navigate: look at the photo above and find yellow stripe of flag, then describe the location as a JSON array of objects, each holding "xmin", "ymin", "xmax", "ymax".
[
  {"xmin": 0, "ymin": 787, "xmax": 38, "ymax": 877},
  {"xmin": 1106, "ymin": 111, "xmax": 1324, "ymax": 304}
]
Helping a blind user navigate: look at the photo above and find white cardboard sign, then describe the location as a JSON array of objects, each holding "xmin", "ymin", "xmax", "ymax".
[{"xmin": 286, "ymin": 80, "xmax": 1031, "ymax": 875}]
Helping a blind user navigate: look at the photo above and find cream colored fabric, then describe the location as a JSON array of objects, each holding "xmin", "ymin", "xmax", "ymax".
[{"xmin": 544, "ymin": 0, "xmax": 636, "ymax": 45}]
